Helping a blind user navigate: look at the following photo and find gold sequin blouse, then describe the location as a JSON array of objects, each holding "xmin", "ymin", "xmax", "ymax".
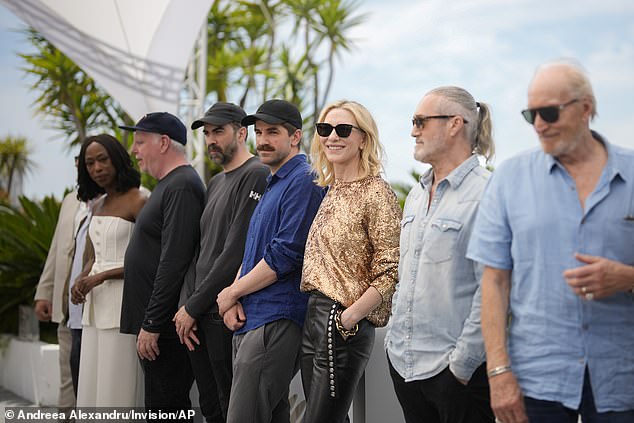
[{"xmin": 301, "ymin": 175, "xmax": 401, "ymax": 327}]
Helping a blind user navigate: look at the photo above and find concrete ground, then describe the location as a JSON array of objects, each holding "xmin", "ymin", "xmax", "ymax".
[
  {"xmin": 0, "ymin": 386, "xmax": 37, "ymax": 423},
  {"xmin": 0, "ymin": 386, "xmax": 34, "ymax": 407}
]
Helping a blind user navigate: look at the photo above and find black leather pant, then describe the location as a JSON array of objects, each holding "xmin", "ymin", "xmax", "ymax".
[{"xmin": 300, "ymin": 292, "xmax": 375, "ymax": 423}]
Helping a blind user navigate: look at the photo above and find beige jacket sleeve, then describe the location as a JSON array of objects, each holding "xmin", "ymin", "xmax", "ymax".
[
  {"xmin": 34, "ymin": 191, "xmax": 82, "ymax": 323},
  {"xmin": 33, "ymin": 218, "xmax": 61, "ymax": 303}
]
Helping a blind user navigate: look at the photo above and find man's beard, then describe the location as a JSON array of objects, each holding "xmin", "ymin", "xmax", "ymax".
[{"xmin": 209, "ymin": 137, "xmax": 238, "ymax": 165}]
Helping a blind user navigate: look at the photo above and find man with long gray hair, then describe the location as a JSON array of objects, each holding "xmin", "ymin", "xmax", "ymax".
[{"xmin": 385, "ymin": 86, "xmax": 495, "ymax": 422}]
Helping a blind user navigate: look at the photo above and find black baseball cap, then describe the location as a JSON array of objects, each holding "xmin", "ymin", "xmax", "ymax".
[
  {"xmin": 119, "ymin": 112, "xmax": 187, "ymax": 145},
  {"xmin": 191, "ymin": 102, "xmax": 247, "ymax": 130},
  {"xmin": 242, "ymin": 99, "xmax": 302, "ymax": 129}
]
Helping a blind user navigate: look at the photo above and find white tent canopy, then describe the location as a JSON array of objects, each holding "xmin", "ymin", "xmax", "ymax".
[{"xmin": 2, "ymin": 0, "xmax": 213, "ymax": 120}]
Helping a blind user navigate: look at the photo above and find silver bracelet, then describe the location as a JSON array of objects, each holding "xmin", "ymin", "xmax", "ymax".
[{"xmin": 487, "ymin": 365, "xmax": 512, "ymax": 378}]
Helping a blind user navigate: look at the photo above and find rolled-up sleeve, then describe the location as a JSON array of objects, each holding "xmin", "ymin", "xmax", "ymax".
[{"xmin": 263, "ymin": 176, "xmax": 324, "ymax": 279}]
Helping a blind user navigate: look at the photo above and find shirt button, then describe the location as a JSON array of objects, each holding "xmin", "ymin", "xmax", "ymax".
[
  {"xmin": 578, "ymin": 358, "xmax": 584, "ymax": 364},
  {"xmin": 582, "ymin": 324, "xmax": 589, "ymax": 330}
]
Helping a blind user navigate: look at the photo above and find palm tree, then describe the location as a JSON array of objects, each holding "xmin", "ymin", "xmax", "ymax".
[
  {"xmin": 20, "ymin": 29, "xmax": 132, "ymax": 149},
  {"xmin": 231, "ymin": 1, "xmax": 274, "ymax": 107},
  {"xmin": 0, "ymin": 195, "xmax": 61, "ymax": 335},
  {"xmin": 0, "ymin": 135, "xmax": 36, "ymax": 202},
  {"xmin": 314, "ymin": 0, "xmax": 367, "ymax": 109},
  {"xmin": 18, "ymin": 1, "xmax": 366, "ymax": 160},
  {"xmin": 391, "ymin": 169, "xmax": 422, "ymax": 209},
  {"xmin": 281, "ymin": 0, "xmax": 366, "ymax": 141},
  {"xmin": 258, "ymin": 0, "xmax": 284, "ymax": 99},
  {"xmin": 284, "ymin": 0, "xmax": 322, "ymax": 122},
  {"xmin": 205, "ymin": 1, "xmax": 244, "ymax": 103}
]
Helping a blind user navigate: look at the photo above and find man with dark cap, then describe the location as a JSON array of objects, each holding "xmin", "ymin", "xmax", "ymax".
[
  {"xmin": 215, "ymin": 99, "xmax": 324, "ymax": 423},
  {"xmin": 173, "ymin": 102, "xmax": 269, "ymax": 422},
  {"xmin": 119, "ymin": 112, "xmax": 206, "ymax": 414}
]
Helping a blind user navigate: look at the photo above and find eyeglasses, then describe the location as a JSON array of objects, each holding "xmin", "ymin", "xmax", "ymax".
[
  {"xmin": 315, "ymin": 123, "xmax": 362, "ymax": 138},
  {"xmin": 521, "ymin": 99, "xmax": 578, "ymax": 125},
  {"xmin": 411, "ymin": 115, "xmax": 466, "ymax": 129}
]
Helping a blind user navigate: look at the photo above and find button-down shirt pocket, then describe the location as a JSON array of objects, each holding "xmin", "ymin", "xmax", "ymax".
[
  {"xmin": 423, "ymin": 218, "xmax": 463, "ymax": 263},
  {"xmin": 606, "ymin": 218, "xmax": 634, "ymax": 264}
]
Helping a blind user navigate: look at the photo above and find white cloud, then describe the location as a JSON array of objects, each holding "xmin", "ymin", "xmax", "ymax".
[
  {"xmin": 2, "ymin": 1, "xmax": 634, "ymax": 196},
  {"xmin": 329, "ymin": 0, "xmax": 634, "ymax": 184}
]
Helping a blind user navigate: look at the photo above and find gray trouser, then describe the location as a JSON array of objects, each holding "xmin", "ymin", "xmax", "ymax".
[
  {"xmin": 57, "ymin": 323, "xmax": 76, "ymax": 410},
  {"xmin": 227, "ymin": 319, "xmax": 302, "ymax": 423}
]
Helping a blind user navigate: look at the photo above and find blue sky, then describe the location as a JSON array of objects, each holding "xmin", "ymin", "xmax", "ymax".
[
  {"xmin": 0, "ymin": 5, "xmax": 77, "ymax": 199},
  {"xmin": 1, "ymin": 0, "xmax": 634, "ymax": 199}
]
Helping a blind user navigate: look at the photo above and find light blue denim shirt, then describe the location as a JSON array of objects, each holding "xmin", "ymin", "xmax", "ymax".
[
  {"xmin": 467, "ymin": 134, "xmax": 634, "ymax": 412},
  {"xmin": 385, "ymin": 155, "xmax": 490, "ymax": 382}
]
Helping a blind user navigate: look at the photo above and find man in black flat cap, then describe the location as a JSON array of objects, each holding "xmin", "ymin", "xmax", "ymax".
[
  {"xmin": 173, "ymin": 102, "xmax": 269, "ymax": 422},
  {"xmin": 119, "ymin": 112, "xmax": 206, "ymax": 414}
]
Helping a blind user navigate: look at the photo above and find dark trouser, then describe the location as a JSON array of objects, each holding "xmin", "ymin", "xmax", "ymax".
[
  {"xmin": 188, "ymin": 312, "xmax": 233, "ymax": 423},
  {"xmin": 70, "ymin": 328, "xmax": 82, "ymax": 398},
  {"xmin": 524, "ymin": 367, "xmax": 634, "ymax": 423},
  {"xmin": 388, "ymin": 356, "xmax": 494, "ymax": 423},
  {"xmin": 139, "ymin": 335, "xmax": 194, "ymax": 420},
  {"xmin": 227, "ymin": 319, "xmax": 302, "ymax": 423},
  {"xmin": 300, "ymin": 292, "xmax": 375, "ymax": 423}
]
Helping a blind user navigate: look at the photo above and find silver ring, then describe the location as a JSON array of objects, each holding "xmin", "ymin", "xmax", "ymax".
[
  {"xmin": 581, "ymin": 286, "xmax": 587, "ymax": 294},
  {"xmin": 585, "ymin": 292, "xmax": 594, "ymax": 301}
]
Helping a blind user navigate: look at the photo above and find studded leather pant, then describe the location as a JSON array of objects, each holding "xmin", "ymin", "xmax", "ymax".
[{"xmin": 300, "ymin": 292, "xmax": 375, "ymax": 423}]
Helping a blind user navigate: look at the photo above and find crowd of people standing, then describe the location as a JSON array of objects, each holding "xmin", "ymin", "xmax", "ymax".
[{"xmin": 34, "ymin": 59, "xmax": 634, "ymax": 423}]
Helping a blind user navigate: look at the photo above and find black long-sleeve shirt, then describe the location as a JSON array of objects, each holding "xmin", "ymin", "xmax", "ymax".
[
  {"xmin": 179, "ymin": 156, "xmax": 269, "ymax": 318},
  {"xmin": 121, "ymin": 165, "xmax": 205, "ymax": 336}
]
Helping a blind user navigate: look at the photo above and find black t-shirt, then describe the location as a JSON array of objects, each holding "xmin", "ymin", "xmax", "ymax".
[
  {"xmin": 120, "ymin": 165, "xmax": 205, "ymax": 336},
  {"xmin": 180, "ymin": 156, "xmax": 269, "ymax": 318}
]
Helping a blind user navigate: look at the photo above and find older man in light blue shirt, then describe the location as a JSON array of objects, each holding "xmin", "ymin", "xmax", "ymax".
[
  {"xmin": 467, "ymin": 60, "xmax": 634, "ymax": 423},
  {"xmin": 385, "ymin": 86, "xmax": 495, "ymax": 423}
]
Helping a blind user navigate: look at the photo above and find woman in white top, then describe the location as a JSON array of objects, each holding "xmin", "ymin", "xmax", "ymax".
[{"xmin": 71, "ymin": 134, "xmax": 147, "ymax": 406}]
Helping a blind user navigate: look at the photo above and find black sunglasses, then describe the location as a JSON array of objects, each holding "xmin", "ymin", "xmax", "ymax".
[
  {"xmin": 315, "ymin": 123, "xmax": 362, "ymax": 138},
  {"xmin": 411, "ymin": 115, "xmax": 466, "ymax": 129},
  {"xmin": 521, "ymin": 99, "xmax": 578, "ymax": 125}
]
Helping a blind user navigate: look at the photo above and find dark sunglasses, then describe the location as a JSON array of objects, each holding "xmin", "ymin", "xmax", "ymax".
[
  {"xmin": 411, "ymin": 115, "xmax": 466, "ymax": 129},
  {"xmin": 521, "ymin": 99, "xmax": 578, "ymax": 124},
  {"xmin": 315, "ymin": 123, "xmax": 362, "ymax": 138}
]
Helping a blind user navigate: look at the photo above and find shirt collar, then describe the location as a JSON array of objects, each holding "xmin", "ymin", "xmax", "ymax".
[
  {"xmin": 267, "ymin": 153, "xmax": 307, "ymax": 183},
  {"xmin": 420, "ymin": 155, "xmax": 480, "ymax": 191},
  {"xmin": 546, "ymin": 131, "xmax": 624, "ymax": 182}
]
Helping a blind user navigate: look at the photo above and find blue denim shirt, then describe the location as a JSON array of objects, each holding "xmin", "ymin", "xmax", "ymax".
[
  {"xmin": 467, "ymin": 134, "xmax": 634, "ymax": 412},
  {"xmin": 385, "ymin": 155, "xmax": 490, "ymax": 382},
  {"xmin": 236, "ymin": 154, "xmax": 324, "ymax": 335}
]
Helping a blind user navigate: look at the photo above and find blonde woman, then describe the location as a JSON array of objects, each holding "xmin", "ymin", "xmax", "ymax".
[{"xmin": 300, "ymin": 100, "xmax": 401, "ymax": 422}]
